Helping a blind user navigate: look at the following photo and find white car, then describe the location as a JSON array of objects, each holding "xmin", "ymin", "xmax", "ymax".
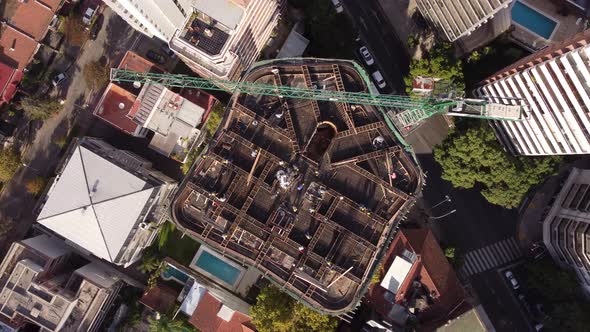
[
  {"xmin": 83, "ymin": 7, "xmax": 96, "ymax": 25},
  {"xmin": 504, "ymin": 270, "xmax": 520, "ymax": 290},
  {"xmin": 52, "ymin": 73, "xmax": 66, "ymax": 87},
  {"xmin": 359, "ymin": 46, "xmax": 374, "ymax": 66},
  {"xmin": 331, "ymin": 0, "xmax": 344, "ymax": 13},
  {"xmin": 372, "ymin": 71, "xmax": 386, "ymax": 89}
]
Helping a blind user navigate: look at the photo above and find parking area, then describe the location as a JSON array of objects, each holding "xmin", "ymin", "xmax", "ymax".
[{"xmin": 132, "ymin": 36, "xmax": 179, "ymax": 72}]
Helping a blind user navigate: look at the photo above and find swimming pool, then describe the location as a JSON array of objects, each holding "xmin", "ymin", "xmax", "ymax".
[
  {"xmin": 161, "ymin": 264, "xmax": 190, "ymax": 284},
  {"xmin": 192, "ymin": 249, "xmax": 243, "ymax": 286},
  {"xmin": 512, "ymin": 1, "xmax": 558, "ymax": 40}
]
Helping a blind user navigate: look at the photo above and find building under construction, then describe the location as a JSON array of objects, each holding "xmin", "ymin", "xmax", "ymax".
[{"xmin": 171, "ymin": 59, "xmax": 421, "ymax": 314}]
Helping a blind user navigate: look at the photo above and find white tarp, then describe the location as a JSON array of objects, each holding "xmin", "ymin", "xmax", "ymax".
[
  {"xmin": 180, "ymin": 281, "xmax": 207, "ymax": 315},
  {"xmin": 380, "ymin": 256, "xmax": 413, "ymax": 294}
]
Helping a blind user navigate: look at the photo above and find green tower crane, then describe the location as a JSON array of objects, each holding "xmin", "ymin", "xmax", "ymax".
[{"xmin": 110, "ymin": 69, "xmax": 522, "ymax": 130}]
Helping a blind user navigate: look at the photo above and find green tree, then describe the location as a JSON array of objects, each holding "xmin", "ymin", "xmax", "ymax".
[
  {"xmin": 157, "ymin": 222, "xmax": 176, "ymax": 249},
  {"xmin": 404, "ymin": 42, "xmax": 464, "ymax": 94},
  {"xmin": 138, "ymin": 254, "xmax": 162, "ymax": 274},
  {"xmin": 0, "ymin": 149, "xmax": 21, "ymax": 182},
  {"xmin": 20, "ymin": 97, "xmax": 63, "ymax": 120},
  {"xmin": 83, "ymin": 60, "xmax": 110, "ymax": 90},
  {"xmin": 205, "ymin": 102, "xmax": 225, "ymax": 137},
  {"xmin": 525, "ymin": 258, "xmax": 590, "ymax": 331},
  {"xmin": 251, "ymin": 286, "xmax": 337, "ymax": 332},
  {"xmin": 434, "ymin": 122, "xmax": 560, "ymax": 208},
  {"xmin": 148, "ymin": 313, "xmax": 195, "ymax": 332}
]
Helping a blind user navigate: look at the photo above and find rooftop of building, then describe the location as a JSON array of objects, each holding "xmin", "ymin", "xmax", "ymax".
[
  {"xmin": 172, "ymin": 59, "xmax": 421, "ymax": 314},
  {"xmin": 140, "ymin": 284, "xmax": 180, "ymax": 314},
  {"xmin": 134, "ymin": 83, "xmax": 209, "ymax": 160},
  {"xmin": 0, "ymin": 235, "xmax": 122, "ymax": 332},
  {"xmin": 481, "ymin": 29, "xmax": 590, "ymax": 84},
  {"xmin": 188, "ymin": 292, "xmax": 254, "ymax": 332},
  {"xmin": 36, "ymin": 138, "xmax": 166, "ymax": 264},
  {"xmin": 95, "ymin": 83, "xmax": 139, "ymax": 135},
  {"xmin": 0, "ymin": 24, "xmax": 39, "ymax": 70},
  {"xmin": 4, "ymin": 0, "xmax": 60, "ymax": 40},
  {"xmin": 435, "ymin": 305, "xmax": 492, "ymax": 332},
  {"xmin": 369, "ymin": 229, "xmax": 469, "ymax": 326},
  {"xmin": 417, "ymin": 0, "xmax": 512, "ymax": 41}
]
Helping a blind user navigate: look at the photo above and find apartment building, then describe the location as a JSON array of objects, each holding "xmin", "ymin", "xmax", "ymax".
[
  {"xmin": 0, "ymin": 235, "xmax": 124, "ymax": 332},
  {"xmin": 475, "ymin": 30, "xmax": 590, "ymax": 156},
  {"xmin": 542, "ymin": 168, "xmax": 590, "ymax": 295},
  {"xmin": 35, "ymin": 137, "xmax": 176, "ymax": 267},
  {"xmin": 103, "ymin": 0, "xmax": 285, "ymax": 80},
  {"xmin": 416, "ymin": 0, "xmax": 512, "ymax": 42}
]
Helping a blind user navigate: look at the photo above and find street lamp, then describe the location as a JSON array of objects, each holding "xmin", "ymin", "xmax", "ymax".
[
  {"xmin": 429, "ymin": 209, "xmax": 457, "ymax": 220},
  {"xmin": 431, "ymin": 195, "xmax": 451, "ymax": 210}
]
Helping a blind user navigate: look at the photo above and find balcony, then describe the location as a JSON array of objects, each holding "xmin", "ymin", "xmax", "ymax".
[{"xmin": 180, "ymin": 12, "xmax": 231, "ymax": 56}]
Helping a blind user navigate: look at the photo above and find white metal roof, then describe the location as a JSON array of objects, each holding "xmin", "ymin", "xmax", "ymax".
[
  {"xmin": 37, "ymin": 145, "xmax": 157, "ymax": 263},
  {"xmin": 380, "ymin": 256, "xmax": 413, "ymax": 294}
]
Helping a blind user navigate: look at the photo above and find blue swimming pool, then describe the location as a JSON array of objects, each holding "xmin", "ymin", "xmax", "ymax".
[
  {"xmin": 512, "ymin": 1, "xmax": 558, "ymax": 39},
  {"xmin": 161, "ymin": 264, "xmax": 190, "ymax": 284},
  {"xmin": 194, "ymin": 250, "xmax": 241, "ymax": 286}
]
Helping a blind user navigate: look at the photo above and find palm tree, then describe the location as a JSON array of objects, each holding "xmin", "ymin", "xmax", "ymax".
[{"xmin": 138, "ymin": 255, "xmax": 161, "ymax": 274}]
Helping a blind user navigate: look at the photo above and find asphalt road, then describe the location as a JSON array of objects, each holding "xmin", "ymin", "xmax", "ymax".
[
  {"xmin": 340, "ymin": 0, "xmax": 409, "ymax": 93},
  {"xmin": 471, "ymin": 269, "xmax": 533, "ymax": 332}
]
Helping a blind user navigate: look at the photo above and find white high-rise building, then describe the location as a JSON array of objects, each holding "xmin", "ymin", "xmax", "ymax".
[
  {"xmin": 475, "ymin": 30, "xmax": 590, "ymax": 156},
  {"xmin": 104, "ymin": 0, "xmax": 285, "ymax": 80}
]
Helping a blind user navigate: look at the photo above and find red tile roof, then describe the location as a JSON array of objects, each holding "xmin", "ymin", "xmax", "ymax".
[
  {"xmin": 188, "ymin": 292, "xmax": 254, "ymax": 332},
  {"xmin": 367, "ymin": 229, "xmax": 469, "ymax": 328},
  {"xmin": 94, "ymin": 83, "xmax": 139, "ymax": 134},
  {"xmin": 118, "ymin": 51, "xmax": 164, "ymax": 73},
  {"xmin": 0, "ymin": 25, "xmax": 39, "ymax": 70},
  {"xmin": 140, "ymin": 284, "xmax": 180, "ymax": 314},
  {"xmin": 10, "ymin": 0, "xmax": 59, "ymax": 40}
]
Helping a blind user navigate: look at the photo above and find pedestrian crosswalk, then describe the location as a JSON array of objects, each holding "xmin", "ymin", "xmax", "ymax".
[{"xmin": 459, "ymin": 237, "xmax": 523, "ymax": 278}]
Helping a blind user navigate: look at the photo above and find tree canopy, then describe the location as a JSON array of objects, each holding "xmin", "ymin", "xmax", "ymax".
[
  {"xmin": 251, "ymin": 286, "xmax": 338, "ymax": 332},
  {"xmin": 404, "ymin": 42, "xmax": 464, "ymax": 94},
  {"xmin": 0, "ymin": 149, "xmax": 21, "ymax": 182},
  {"xmin": 434, "ymin": 122, "xmax": 560, "ymax": 208},
  {"xmin": 20, "ymin": 97, "xmax": 63, "ymax": 121},
  {"xmin": 525, "ymin": 258, "xmax": 590, "ymax": 331},
  {"xmin": 83, "ymin": 60, "xmax": 110, "ymax": 90}
]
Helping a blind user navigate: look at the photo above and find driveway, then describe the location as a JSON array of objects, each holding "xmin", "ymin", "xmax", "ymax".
[{"xmin": 0, "ymin": 7, "xmax": 140, "ymax": 254}]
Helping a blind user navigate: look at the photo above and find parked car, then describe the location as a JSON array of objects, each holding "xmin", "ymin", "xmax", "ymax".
[
  {"xmin": 505, "ymin": 270, "xmax": 520, "ymax": 289},
  {"xmin": 89, "ymin": 14, "xmax": 103, "ymax": 40},
  {"xmin": 331, "ymin": 0, "xmax": 344, "ymax": 13},
  {"xmin": 160, "ymin": 44, "xmax": 176, "ymax": 58},
  {"xmin": 372, "ymin": 70, "xmax": 387, "ymax": 89},
  {"xmin": 52, "ymin": 73, "xmax": 66, "ymax": 87},
  {"xmin": 82, "ymin": 7, "xmax": 96, "ymax": 25},
  {"xmin": 359, "ymin": 46, "xmax": 374, "ymax": 66},
  {"xmin": 146, "ymin": 50, "xmax": 166, "ymax": 65}
]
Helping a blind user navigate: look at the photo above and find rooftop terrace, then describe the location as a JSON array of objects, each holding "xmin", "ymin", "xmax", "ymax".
[{"xmin": 172, "ymin": 59, "xmax": 420, "ymax": 314}]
